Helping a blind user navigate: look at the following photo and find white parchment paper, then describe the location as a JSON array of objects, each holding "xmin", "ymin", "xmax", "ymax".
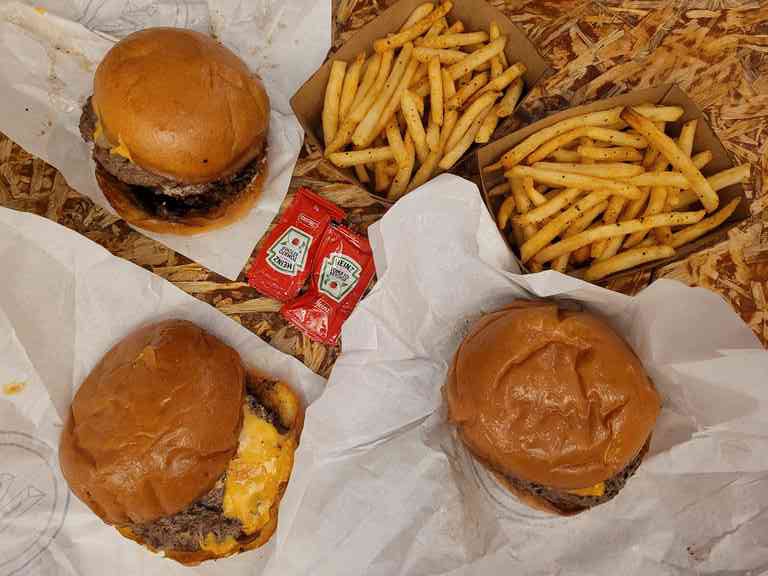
[
  {"xmin": 0, "ymin": 206, "xmax": 326, "ymax": 575},
  {"xmin": 0, "ymin": 0, "xmax": 332, "ymax": 280},
  {"xmin": 271, "ymin": 175, "xmax": 768, "ymax": 576}
]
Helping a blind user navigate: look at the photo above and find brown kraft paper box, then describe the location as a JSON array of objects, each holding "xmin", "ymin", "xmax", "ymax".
[
  {"xmin": 476, "ymin": 84, "xmax": 749, "ymax": 283},
  {"xmin": 291, "ymin": 0, "xmax": 550, "ymax": 203}
]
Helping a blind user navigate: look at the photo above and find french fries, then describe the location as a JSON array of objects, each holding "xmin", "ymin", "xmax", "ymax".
[
  {"xmin": 585, "ymin": 245, "xmax": 676, "ymax": 281},
  {"xmin": 321, "ymin": 2, "xmax": 525, "ymax": 199},
  {"xmin": 487, "ymin": 101, "xmax": 750, "ymax": 280},
  {"xmin": 322, "ymin": 61, "xmax": 347, "ymax": 146}
]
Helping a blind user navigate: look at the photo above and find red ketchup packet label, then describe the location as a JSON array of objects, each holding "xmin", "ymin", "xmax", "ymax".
[
  {"xmin": 248, "ymin": 188, "xmax": 345, "ymax": 301},
  {"xmin": 281, "ymin": 226, "xmax": 375, "ymax": 345}
]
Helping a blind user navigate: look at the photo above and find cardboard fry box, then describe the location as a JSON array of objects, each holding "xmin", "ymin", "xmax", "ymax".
[
  {"xmin": 290, "ymin": 0, "xmax": 549, "ymax": 203},
  {"xmin": 476, "ymin": 84, "xmax": 749, "ymax": 283}
]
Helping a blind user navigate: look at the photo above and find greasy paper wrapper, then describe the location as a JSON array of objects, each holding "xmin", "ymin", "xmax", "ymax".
[
  {"xmin": 0, "ymin": 0, "xmax": 333, "ymax": 280},
  {"xmin": 0, "ymin": 207, "xmax": 326, "ymax": 575},
  {"xmin": 272, "ymin": 175, "xmax": 768, "ymax": 576},
  {"xmin": 476, "ymin": 84, "xmax": 749, "ymax": 282}
]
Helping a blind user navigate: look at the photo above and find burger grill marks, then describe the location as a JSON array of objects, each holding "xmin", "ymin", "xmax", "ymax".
[
  {"xmin": 127, "ymin": 392, "xmax": 281, "ymax": 553},
  {"xmin": 503, "ymin": 441, "xmax": 649, "ymax": 514},
  {"xmin": 79, "ymin": 98, "xmax": 266, "ymax": 220}
]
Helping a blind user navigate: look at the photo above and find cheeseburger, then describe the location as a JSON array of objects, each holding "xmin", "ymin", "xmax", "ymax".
[
  {"xmin": 445, "ymin": 301, "xmax": 660, "ymax": 514},
  {"xmin": 79, "ymin": 28, "xmax": 270, "ymax": 235},
  {"xmin": 59, "ymin": 320, "xmax": 302, "ymax": 564}
]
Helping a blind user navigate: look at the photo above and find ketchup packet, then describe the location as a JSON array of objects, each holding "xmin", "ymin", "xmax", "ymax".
[
  {"xmin": 281, "ymin": 226, "xmax": 375, "ymax": 345},
  {"xmin": 248, "ymin": 188, "xmax": 345, "ymax": 301}
]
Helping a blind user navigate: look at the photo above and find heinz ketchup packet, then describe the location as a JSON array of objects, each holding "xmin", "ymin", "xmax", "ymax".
[
  {"xmin": 248, "ymin": 188, "xmax": 345, "ymax": 301},
  {"xmin": 281, "ymin": 225, "xmax": 375, "ymax": 345}
]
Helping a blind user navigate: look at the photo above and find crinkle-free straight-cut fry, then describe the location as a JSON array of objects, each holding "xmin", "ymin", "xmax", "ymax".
[
  {"xmin": 445, "ymin": 91, "xmax": 500, "ymax": 151},
  {"xmin": 507, "ymin": 165, "xmax": 642, "ymax": 199},
  {"xmin": 514, "ymin": 188, "xmax": 582, "ymax": 225},
  {"xmin": 532, "ymin": 162, "xmax": 643, "ymax": 179},
  {"xmin": 631, "ymin": 104, "xmax": 685, "ymax": 122},
  {"xmin": 669, "ymin": 198, "xmax": 741, "ymax": 248},
  {"xmin": 532, "ymin": 210, "xmax": 705, "ymax": 264},
  {"xmin": 585, "ymin": 245, "xmax": 676, "ymax": 281},
  {"xmin": 446, "ymin": 35, "xmax": 507, "ymax": 79},
  {"xmin": 400, "ymin": 89, "xmax": 430, "ymax": 163},
  {"xmin": 428, "ymin": 56, "xmax": 443, "ymax": 125},
  {"xmin": 322, "ymin": 60, "xmax": 347, "ymax": 146},
  {"xmin": 339, "ymin": 53, "xmax": 365, "ymax": 122},
  {"xmin": 400, "ymin": 2, "xmax": 435, "ymax": 31},
  {"xmin": 519, "ymin": 191, "xmax": 610, "ymax": 263},
  {"xmin": 487, "ymin": 107, "xmax": 624, "ymax": 170},
  {"xmin": 413, "ymin": 47, "xmax": 468, "ymax": 64},
  {"xmin": 496, "ymin": 76, "xmax": 524, "ymax": 117},
  {"xmin": 577, "ymin": 145, "xmax": 644, "ymax": 162},
  {"xmin": 439, "ymin": 103, "xmax": 493, "ymax": 169},
  {"xmin": 328, "ymin": 146, "xmax": 394, "ymax": 167},
  {"xmin": 374, "ymin": 1, "xmax": 453, "ymax": 52},
  {"xmin": 621, "ymin": 108, "xmax": 719, "ymax": 212},
  {"xmin": 446, "ymin": 72, "xmax": 488, "ymax": 110},
  {"xmin": 417, "ymin": 31, "xmax": 489, "ymax": 49}
]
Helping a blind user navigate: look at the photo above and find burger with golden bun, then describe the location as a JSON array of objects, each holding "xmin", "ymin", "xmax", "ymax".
[
  {"xmin": 445, "ymin": 300, "xmax": 660, "ymax": 514},
  {"xmin": 59, "ymin": 320, "xmax": 302, "ymax": 564},
  {"xmin": 79, "ymin": 28, "xmax": 270, "ymax": 235}
]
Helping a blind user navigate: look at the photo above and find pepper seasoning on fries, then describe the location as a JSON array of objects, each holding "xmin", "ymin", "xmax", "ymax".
[
  {"xmin": 320, "ymin": 2, "xmax": 526, "ymax": 200},
  {"xmin": 485, "ymin": 103, "xmax": 750, "ymax": 281}
]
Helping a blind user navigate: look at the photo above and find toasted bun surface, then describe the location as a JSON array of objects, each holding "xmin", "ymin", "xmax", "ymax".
[
  {"xmin": 93, "ymin": 27, "xmax": 270, "ymax": 184},
  {"xmin": 445, "ymin": 301, "xmax": 660, "ymax": 491},
  {"xmin": 59, "ymin": 320, "xmax": 246, "ymax": 525},
  {"xmin": 95, "ymin": 160, "xmax": 267, "ymax": 236}
]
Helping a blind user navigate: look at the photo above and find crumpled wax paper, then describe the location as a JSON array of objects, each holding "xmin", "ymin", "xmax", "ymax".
[
  {"xmin": 270, "ymin": 175, "xmax": 768, "ymax": 576},
  {"xmin": 0, "ymin": 0, "xmax": 332, "ymax": 279},
  {"xmin": 0, "ymin": 206, "xmax": 326, "ymax": 575}
]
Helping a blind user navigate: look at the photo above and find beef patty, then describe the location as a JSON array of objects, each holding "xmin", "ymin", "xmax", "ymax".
[
  {"xmin": 126, "ymin": 392, "xmax": 281, "ymax": 553},
  {"xmin": 79, "ymin": 98, "xmax": 266, "ymax": 221},
  {"xmin": 503, "ymin": 440, "xmax": 650, "ymax": 514}
]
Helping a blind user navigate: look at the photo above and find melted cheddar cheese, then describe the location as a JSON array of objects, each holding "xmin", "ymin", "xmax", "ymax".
[
  {"xmin": 567, "ymin": 482, "xmax": 605, "ymax": 497},
  {"xmin": 92, "ymin": 120, "xmax": 132, "ymax": 160},
  {"xmin": 200, "ymin": 534, "xmax": 238, "ymax": 555},
  {"xmin": 222, "ymin": 404, "xmax": 296, "ymax": 535}
]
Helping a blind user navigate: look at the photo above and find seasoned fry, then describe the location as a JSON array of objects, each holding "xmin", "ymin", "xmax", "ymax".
[
  {"xmin": 418, "ymin": 31, "xmax": 489, "ymax": 48},
  {"xmin": 590, "ymin": 195, "xmax": 627, "ymax": 258},
  {"xmin": 627, "ymin": 172, "xmax": 690, "ymax": 188},
  {"xmin": 400, "ymin": 89, "xmax": 430, "ymax": 163},
  {"xmin": 548, "ymin": 148, "xmax": 581, "ymax": 162},
  {"xmin": 354, "ymin": 163, "xmax": 370, "ymax": 183},
  {"xmin": 400, "ymin": 2, "xmax": 435, "ymax": 31},
  {"xmin": 349, "ymin": 53, "xmax": 381, "ymax": 114},
  {"xmin": 439, "ymin": 103, "xmax": 493, "ymax": 169},
  {"xmin": 328, "ymin": 146, "xmax": 394, "ymax": 167},
  {"xmin": 447, "ymin": 36, "xmax": 507, "ymax": 79},
  {"xmin": 585, "ymin": 245, "xmax": 676, "ymax": 281},
  {"xmin": 670, "ymin": 198, "xmax": 740, "ymax": 248},
  {"xmin": 425, "ymin": 16, "xmax": 447, "ymax": 37},
  {"xmin": 389, "ymin": 135, "xmax": 416, "ymax": 200},
  {"xmin": 475, "ymin": 104, "xmax": 500, "ymax": 143},
  {"xmin": 322, "ymin": 60, "xmax": 347, "ymax": 146},
  {"xmin": 353, "ymin": 43, "xmax": 414, "ymax": 147},
  {"xmin": 445, "ymin": 91, "xmax": 500, "ymax": 151},
  {"xmin": 326, "ymin": 50, "xmax": 393, "ymax": 154},
  {"xmin": 375, "ymin": 1, "xmax": 453, "ymax": 52},
  {"xmin": 428, "ymin": 56, "xmax": 443, "ymax": 125},
  {"xmin": 678, "ymin": 119, "xmax": 697, "ymax": 156},
  {"xmin": 446, "ymin": 72, "xmax": 488, "ymax": 110},
  {"xmin": 506, "ymin": 165, "xmax": 643, "ymax": 199},
  {"xmin": 623, "ymin": 186, "xmax": 669, "ymax": 248},
  {"xmin": 496, "ymin": 76, "xmax": 524, "ymax": 117},
  {"xmin": 441, "ymin": 67, "xmax": 456, "ymax": 99},
  {"xmin": 514, "ymin": 188, "xmax": 581, "ymax": 225},
  {"xmin": 572, "ymin": 243, "xmax": 592, "ymax": 264},
  {"xmin": 564, "ymin": 201, "xmax": 609, "ymax": 237},
  {"xmin": 621, "ymin": 108, "xmax": 719, "ymax": 212},
  {"xmin": 522, "ymin": 176, "xmax": 547, "ymax": 206},
  {"xmin": 508, "ymin": 175, "xmax": 531, "ymax": 214},
  {"xmin": 426, "ymin": 116, "xmax": 441, "ymax": 151},
  {"xmin": 489, "ymin": 21, "xmax": 508, "ymax": 67},
  {"xmin": 373, "ymin": 58, "xmax": 421, "ymax": 139},
  {"xmin": 413, "ymin": 47, "xmax": 467, "ymax": 64},
  {"xmin": 487, "ymin": 181, "xmax": 511, "ymax": 197},
  {"xmin": 691, "ymin": 150, "xmax": 713, "ymax": 170},
  {"xmin": 577, "ymin": 145, "xmax": 644, "ymax": 162},
  {"xmin": 641, "ymin": 122, "xmax": 665, "ymax": 168},
  {"xmin": 497, "ymin": 195, "xmax": 517, "ymax": 229},
  {"xmin": 386, "ymin": 121, "xmax": 408, "ymax": 166},
  {"xmin": 374, "ymin": 158, "xmax": 391, "ymax": 192},
  {"xmin": 339, "ymin": 53, "xmax": 365, "ymax": 122},
  {"xmin": 526, "ymin": 127, "xmax": 589, "ymax": 164},
  {"xmin": 532, "ymin": 211, "xmax": 706, "ymax": 264},
  {"xmin": 447, "ymin": 21, "xmax": 464, "ymax": 34},
  {"xmin": 520, "ymin": 192, "xmax": 610, "ymax": 263},
  {"xmin": 475, "ymin": 62, "xmax": 527, "ymax": 99},
  {"xmin": 532, "ymin": 162, "xmax": 644, "ymax": 178},
  {"xmin": 708, "ymin": 164, "xmax": 751, "ymax": 193},
  {"xmin": 632, "ymin": 104, "xmax": 685, "ymax": 122},
  {"xmin": 489, "ymin": 107, "xmax": 624, "ymax": 170},
  {"xmin": 583, "ymin": 127, "xmax": 648, "ymax": 148}
]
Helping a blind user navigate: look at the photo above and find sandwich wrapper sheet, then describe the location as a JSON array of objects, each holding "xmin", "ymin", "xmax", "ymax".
[
  {"xmin": 272, "ymin": 175, "xmax": 768, "ymax": 576},
  {"xmin": 0, "ymin": 0, "xmax": 332, "ymax": 280},
  {"xmin": 0, "ymin": 206, "xmax": 326, "ymax": 575}
]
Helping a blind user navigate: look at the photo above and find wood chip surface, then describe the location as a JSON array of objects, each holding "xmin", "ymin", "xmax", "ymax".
[{"xmin": 1, "ymin": 0, "xmax": 765, "ymax": 377}]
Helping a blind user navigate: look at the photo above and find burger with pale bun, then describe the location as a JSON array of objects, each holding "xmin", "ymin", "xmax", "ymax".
[
  {"xmin": 445, "ymin": 300, "xmax": 660, "ymax": 514},
  {"xmin": 59, "ymin": 320, "xmax": 302, "ymax": 564},
  {"xmin": 79, "ymin": 28, "xmax": 270, "ymax": 235}
]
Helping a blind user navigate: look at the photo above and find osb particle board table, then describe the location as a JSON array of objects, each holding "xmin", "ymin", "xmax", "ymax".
[{"xmin": 1, "ymin": 0, "xmax": 766, "ymax": 378}]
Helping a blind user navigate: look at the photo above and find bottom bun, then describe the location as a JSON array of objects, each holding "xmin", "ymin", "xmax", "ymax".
[
  {"xmin": 119, "ymin": 369, "xmax": 303, "ymax": 565},
  {"xmin": 95, "ymin": 162, "xmax": 267, "ymax": 236}
]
